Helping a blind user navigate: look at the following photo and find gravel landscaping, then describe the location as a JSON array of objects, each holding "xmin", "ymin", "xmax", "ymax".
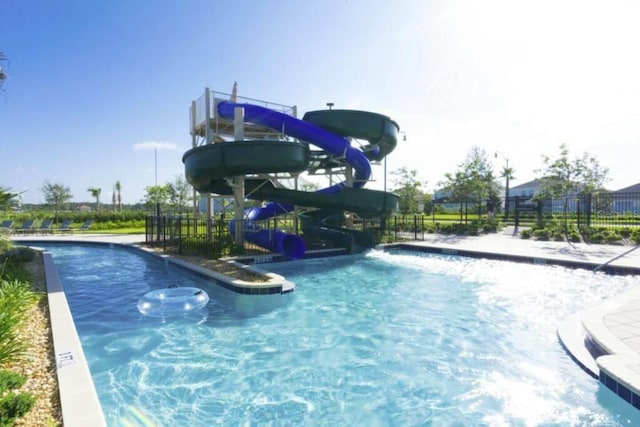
[{"xmin": 8, "ymin": 252, "xmax": 62, "ymax": 427}]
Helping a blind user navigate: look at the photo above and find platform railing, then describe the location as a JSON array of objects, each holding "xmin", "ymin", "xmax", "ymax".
[{"xmin": 190, "ymin": 89, "xmax": 297, "ymax": 138}]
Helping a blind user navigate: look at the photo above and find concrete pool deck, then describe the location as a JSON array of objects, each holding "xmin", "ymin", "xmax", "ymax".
[{"xmin": 13, "ymin": 230, "xmax": 640, "ymax": 418}]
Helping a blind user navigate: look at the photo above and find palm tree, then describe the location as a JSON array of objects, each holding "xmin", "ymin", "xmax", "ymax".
[
  {"xmin": 114, "ymin": 181, "xmax": 122, "ymax": 211},
  {"xmin": 0, "ymin": 186, "xmax": 20, "ymax": 212},
  {"xmin": 87, "ymin": 187, "xmax": 102, "ymax": 212},
  {"xmin": 500, "ymin": 166, "xmax": 516, "ymax": 219}
]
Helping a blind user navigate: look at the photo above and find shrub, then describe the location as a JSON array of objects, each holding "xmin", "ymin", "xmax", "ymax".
[
  {"xmin": 0, "ymin": 391, "xmax": 36, "ymax": 427},
  {"xmin": 620, "ymin": 228, "xmax": 632, "ymax": 239},
  {"xmin": 589, "ymin": 232, "xmax": 605, "ymax": 243},
  {"xmin": 602, "ymin": 228, "xmax": 622, "ymax": 243},
  {"xmin": 0, "ymin": 370, "xmax": 25, "ymax": 391},
  {"xmin": 568, "ymin": 229, "xmax": 582, "ymax": 243},
  {"xmin": 520, "ymin": 229, "xmax": 533, "ymax": 239},
  {"xmin": 435, "ymin": 223, "xmax": 456, "ymax": 234},
  {"xmin": 0, "ymin": 279, "xmax": 40, "ymax": 366},
  {"xmin": 0, "ymin": 370, "xmax": 36, "ymax": 427},
  {"xmin": 480, "ymin": 220, "xmax": 498, "ymax": 233},
  {"xmin": 532, "ymin": 228, "xmax": 551, "ymax": 241},
  {"xmin": 0, "ymin": 234, "xmax": 10, "ymax": 255},
  {"xmin": 0, "ymin": 247, "xmax": 35, "ymax": 264},
  {"xmin": 581, "ymin": 227, "xmax": 623, "ymax": 244},
  {"xmin": 466, "ymin": 223, "xmax": 480, "ymax": 236}
]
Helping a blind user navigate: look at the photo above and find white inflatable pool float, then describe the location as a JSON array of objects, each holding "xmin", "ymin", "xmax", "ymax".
[{"xmin": 137, "ymin": 287, "xmax": 209, "ymax": 318}]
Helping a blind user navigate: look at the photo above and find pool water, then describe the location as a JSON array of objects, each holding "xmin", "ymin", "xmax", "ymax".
[{"xmin": 44, "ymin": 244, "xmax": 640, "ymax": 426}]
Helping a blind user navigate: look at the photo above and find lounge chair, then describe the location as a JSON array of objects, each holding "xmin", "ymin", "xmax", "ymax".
[
  {"xmin": 36, "ymin": 219, "xmax": 53, "ymax": 235},
  {"xmin": 56, "ymin": 219, "xmax": 73, "ymax": 234},
  {"xmin": 15, "ymin": 219, "xmax": 35, "ymax": 234},
  {"xmin": 0, "ymin": 220, "xmax": 13, "ymax": 234},
  {"xmin": 78, "ymin": 219, "xmax": 93, "ymax": 233}
]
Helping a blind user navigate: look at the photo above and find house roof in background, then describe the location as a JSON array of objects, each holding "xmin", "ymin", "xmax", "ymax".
[
  {"xmin": 614, "ymin": 183, "xmax": 640, "ymax": 193},
  {"xmin": 510, "ymin": 179, "xmax": 542, "ymax": 190}
]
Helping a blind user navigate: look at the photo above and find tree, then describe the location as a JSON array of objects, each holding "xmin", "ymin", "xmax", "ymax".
[
  {"xmin": 498, "ymin": 165, "xmax": 516, "ymax": 198},
  {"xmin": 143, "ymin": 184, "xmax": 170, "ymax": 213},
  {"xmin": 41, "ymin": 181, "xmax": 72, "ymax": 222},
  {"xmin": 535, "ymin": 143, "xmax": 609, "ymax": 231},
  {"xmin": 87, "ymin": 187, "xmax": 102, "ymax": 211},
  {"xmin": 422, "ymin": 192, "xmax": 434, "ymax": 215},
  {"xmin": 497, "ymin": 164, "xmax": 516, "ymax": 218},
  {"xmin": 391, "ymin": 167, "xmax": 426, "ymax": 214},
  {"xmin": 0, "ymin": 186, "xmax": 20, "ymax": 213},
  {"xmin": 114, "ymin": 181, "xmax": 122, "ymax": 211},
  {"xmin": 167, "ymin": 175, "xmax": 191, "ymax": 214},
  {"xmin": 440, "ymin": 146, "xmax": 499, "ymax": 217}
]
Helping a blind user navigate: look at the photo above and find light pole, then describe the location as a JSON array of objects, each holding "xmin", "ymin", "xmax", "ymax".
[
  {"xmin": 494, "ymin": 151, "xmax": 510, "ymax": 219},
  {"xmin": 154, "ymin": 146, "xmax": 160, "ymax": 217},
  {"xmin": 386, "ymin": 132, "xmax": 407, "ymax": 193}
]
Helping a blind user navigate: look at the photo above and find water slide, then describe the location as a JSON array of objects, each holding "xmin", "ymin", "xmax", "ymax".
[{"xmin": 183, "ymin": 101, "xmax": 399, "ymax": 258}]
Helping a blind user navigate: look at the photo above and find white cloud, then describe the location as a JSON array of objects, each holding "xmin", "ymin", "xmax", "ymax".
[{"xmin": 133, "ymin": 140, "xmax": 178, "ymax": 151}]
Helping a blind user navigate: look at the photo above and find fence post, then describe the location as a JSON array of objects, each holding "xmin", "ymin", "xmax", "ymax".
[
  {"xmin": 504, "ymin": 195, "xmax": 509, "ymax": 221},
  {"xmin": 577, "ymin": 198, "xmax": 582, "ymax": 229},
  {"xmin": 155, "ymin": 215, "xmax": 160, "ymax": 245},
  {"xmin": 464, "ymin": 202, "xmax": 468, "ymax": 225},
  {"xmin": 536, "ymin": 201, "xmax": 543, "ymax": 227},
  {"xmin": 159, "ymin": 216, "xmax": 166, "ymax": 251},
  {"xmin": 394, "ymin": 216, "xmax": 397, "ymax": 241},
  {"xmin": 178, "ymin": 217, "xmax": 182, "ymax": 255},
  {"xmin": 586, "ymin": 192, "xmax": 592, "ymax": 228},
  {"xmin": 207, "ymin": 216, "xmax": 214, "ymax": 243}
]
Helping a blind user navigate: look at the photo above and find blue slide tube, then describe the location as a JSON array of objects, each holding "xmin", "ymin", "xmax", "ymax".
[
  {"xmin": 217, "ymin": 102, "xmax": 371, "ymax": 189},
  {"xmin": 217, "ymin": 102, "xmax": 372, "ymax": 259},
  {"xmin": 230, "ymin": 204, "xmax": 306, "ymax": 260}
]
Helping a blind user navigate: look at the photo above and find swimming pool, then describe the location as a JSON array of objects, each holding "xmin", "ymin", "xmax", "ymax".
[{"xmin": 43, "ymin": 243, "xmax": 640, "ymax": 426}]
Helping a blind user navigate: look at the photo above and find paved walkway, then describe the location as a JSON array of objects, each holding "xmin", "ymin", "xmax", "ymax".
[
  {"xmin": 14, "ymin": 232, "xmax": 145, "ymax": 245},
  {"xmin": 13, "ymin": 231, "xmax": 640, "ymax": 411},
  {"xmin": 398, "ymin": 228, "xmax": 640, "ymax": 270}
]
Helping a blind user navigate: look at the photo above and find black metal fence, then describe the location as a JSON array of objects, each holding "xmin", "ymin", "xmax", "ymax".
[
  {"xmin": 575, "ymin": 192, "xmax": 640, "ymax": 228},
  {"xmin": 146, "ymin": 192, "xmax": 640, "ymax": 258},
  {"xmin": 429, "ymin": 192, "xmax": 640, "ymax": 230},
  {"xmin": 145, "ymin": 214, "xmax": 346, "ymax": 259},
  {"xmin": 499, "ymin": 192, "xmax": 640, "ymax": 229},
  {"xmin": 422, "ymin": 196, "xmax": 543, "ymax": 228}
]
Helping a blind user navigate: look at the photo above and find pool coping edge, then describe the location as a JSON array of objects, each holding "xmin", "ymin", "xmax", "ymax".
[{"xmin": 42, "ymin": 249, "xmax": 107, "ymax": 427}]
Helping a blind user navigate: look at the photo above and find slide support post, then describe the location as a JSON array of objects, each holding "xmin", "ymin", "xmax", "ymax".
[{"xmin": 232, "ymin": 106, "xmax": 246, "ymax": 246}]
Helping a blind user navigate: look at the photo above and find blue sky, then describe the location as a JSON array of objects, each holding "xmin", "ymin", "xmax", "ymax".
[{"xmin": 2, "ymin": 0, "xmax": 640, "ymax": 204}]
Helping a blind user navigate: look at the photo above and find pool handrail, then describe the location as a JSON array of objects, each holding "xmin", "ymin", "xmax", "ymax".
[{"xmin": 594, "ymin": 243, "xmax": 640, "ymax": 273}]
